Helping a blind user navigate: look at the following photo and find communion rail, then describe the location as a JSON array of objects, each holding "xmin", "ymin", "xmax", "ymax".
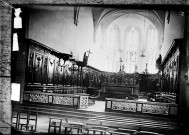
[
  {"xmin": 105, "ymin": 98, "xmax": 178, "ymax": 117},
  {"xmin": 23, "ymin": 91, "xmax": 89, "ymax": 109}
]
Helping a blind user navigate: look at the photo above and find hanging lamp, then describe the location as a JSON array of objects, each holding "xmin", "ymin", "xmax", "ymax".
[{"xmin": 140, "ymin": 10, "xmax": 146, "ymax": 58}]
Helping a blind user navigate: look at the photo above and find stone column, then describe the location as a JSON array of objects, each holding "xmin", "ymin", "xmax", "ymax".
[{"xmin": 0, "ymin": 5, "xmax": 12, "ymax": 135}]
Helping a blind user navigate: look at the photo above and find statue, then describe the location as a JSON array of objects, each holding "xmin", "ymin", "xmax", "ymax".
[
  {"xmin": 156, "ymin": 54, "xmax": 162, "ymax": 71},
  {"xmin": 119, "ymin": 58, "xmax": 123, "ymax": 72},
  {"xmin": 83, "ymin": 52, "xmax": 88, "ymax": 65},
  {"xmin": 135, "ymin": 65, "xmax": 138, "ymax": 72},
  {"xmin": 122, "ymin": 64, "xmax": 124, "ymax": 72},
  {"xmin": 83, "ymin": 50, "xmax": 92, "ymax": 66}
]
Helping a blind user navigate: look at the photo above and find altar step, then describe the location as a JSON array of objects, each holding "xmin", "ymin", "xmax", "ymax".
[
  {"xmin": 12, "ymin": 102, "xmax": 182, "ymax": 134},
  {"xmin": 13, "ymin": 101, "xmax": 178, "ymax": 122},
  {"xmin": 13, "ymin": 101, "xmax": 180, "ymax": 123}
]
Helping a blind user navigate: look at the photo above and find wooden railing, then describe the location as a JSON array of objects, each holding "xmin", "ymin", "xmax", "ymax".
[
  {"xmin": 105, "ymin": 98, "xmax": 178, "ymax": 117},
  {"xmin": 23, "ymin": 91, "xmax": 89, "ymax": 109}
]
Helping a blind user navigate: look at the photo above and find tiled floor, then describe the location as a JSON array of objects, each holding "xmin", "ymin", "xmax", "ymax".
[
  {"xmin": 79, "ymin": 101, "xmax": 105, "ymax": 112},
  {"xmin": 36, "ymin": 115, "xmax": 50, "ymax": 133},
  {"xmin": 13, "ymin": 100, "xmax": 181, "ymax": 135},
  {"xmin": 36, "ymin": 115, "xmax": 111, "ymax": 134},
  {"xmin": 18, "ymin": 101, "xmax": 106, "ymax": 133}
]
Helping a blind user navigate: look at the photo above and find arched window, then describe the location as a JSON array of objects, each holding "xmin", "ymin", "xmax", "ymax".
[
  {"xmin": 145, "ymin": 25, "xmax": 158, "ymax": 73},
  {"xmin": 124, "ymin": 27, "xmax": 141, "ymax": 73},
  {"xmin": 104, "ymin": 24, "xmax": 120, "ymax": 72}
]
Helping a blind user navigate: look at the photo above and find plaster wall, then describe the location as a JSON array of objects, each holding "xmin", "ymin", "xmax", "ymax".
[
  {"xmin": 28, "ymin": 6, "xmax": 94, "ymax": 61},
  {"xmin": 161, "ymin": 11, "xmax": 185, "ymax": 59}
]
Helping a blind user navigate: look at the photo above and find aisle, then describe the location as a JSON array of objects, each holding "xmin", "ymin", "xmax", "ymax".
[
  {"xmin": 36, "ymin": 101, "xmax": 105, "ymax": 132},
  {"xmin": 79, "ymin": 100, "xmax": 106, "ymax": 112},
  {"xmin": 13, "ymin": 101, "xmax": 180, "ymax": 134}
]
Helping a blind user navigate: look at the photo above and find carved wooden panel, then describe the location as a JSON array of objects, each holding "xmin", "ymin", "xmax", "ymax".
[
  {"xmin": 78, "ymin": 73, "xmax": 81, "ymax": 87},
  {"xmin": 112, "ymin": 101, "xmax": 137, "ymax": 112},
  {"xmin": 88, "ymin": 98, "xmax": 95, "ymax": 106},
  {"xmin": 137, "ymin": 103, "xmax": 142, "ymax": 112},
  {"xmin": 142, "ymin": 104, "xmax": 169, "ymax": 115},
  {"xmin": 74, "ymin": 98, "xmax": 78, "ymax": 105},
  {"xmin": 54, "ymin": 58, "xmax": 59, "ymax": 85},
  {"xmin": 27, "ymin": 51, "xmax": 34, "ymax": 84},
  {"xmin": 73, "ymin": 65, "xmax": 78, "ymax": 86},
  {"xmin": 162, "ymin": 39, "xmax": 181, "ymax": 99},
  {"xmin": 53, "ymin": 96, "xmax": 73, "ymax": 105},
  {"xmin": 106, "ymin": 101, "xmax": 112, "ymax": 108},
  {"xmin": 163, "ymin": 50, "xmax": 179, "ymax": 94},
  {"xmin": 79, "ymin": 96, "xmax": 88, "ymax": 109},
  {"xmin": 23, "ymin": 93, "xmax": 30, "ymax": 101},
  {"xmin": 48, "ymin": 57, "xmax": 55, "ymax": 85},
  {"xmin": 29, "ymin": 93, "xmax": 48, "ymax": 103},
  {"xmin": 170, "ymin": 106, "xmax": 178, "ymax": 116},
  {"xmin": 42, "ymin": 56, "xmax": 48, "ymax": 85},
  {"xmin": 59, "ymin": 59, "xmax": 64, "ymax": 85},
  {"xmin": 33, "ymin": 53, "xmax": 43, "ymax": 84},
  {"xmin": 106, "ymin": 98, "xmax": 177, "ymax": 116},
  {"xmin": 48, "ymin": 95, "xmax": 53, "ymax": 103},
  {"xmin": 64, "ymin": 68, "xmax": 68, "ymax": 86},
  {"xmin": 64, "ymin": 65, "xmax": 71, "ymax": 86}
]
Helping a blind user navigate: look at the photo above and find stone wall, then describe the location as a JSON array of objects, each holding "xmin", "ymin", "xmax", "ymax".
[{"xmin": 0, "ymin": 5, "xmax": 12, "ymax": 135}]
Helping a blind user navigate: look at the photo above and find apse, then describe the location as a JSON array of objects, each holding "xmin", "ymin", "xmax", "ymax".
[
  {"xmin": 92, "ymin": 12, "xmax": 159, "ymax": 74},
  {"xmin": 26, "ymin": 6, "xmax": 163, "ymax": 74}
]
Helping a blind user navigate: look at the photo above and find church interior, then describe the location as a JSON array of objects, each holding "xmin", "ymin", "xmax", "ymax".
[{"xmin": 1, "ymin": 1, "xmax": 189, "ymax": 135}]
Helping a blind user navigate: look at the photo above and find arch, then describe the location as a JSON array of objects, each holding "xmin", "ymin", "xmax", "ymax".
[
  {"xmin": 124, "ymin": 26, "xmax": 142, "ymax": 52},
  {"xmin": 103, "ymin": 23, "xmax": 120, "ymax": 50},
  {"xmin": 103, "ymin": 23, "xmax": 120, "ymax": 72},
  {"xmin": 124, "ymin": 26, "xmax": 141, "ymax": 73},
  {"xmin": 95, "ymin": 9, "xmax": 164, "ymax": 51},
  {"xmin": 145, "ymin": 24, "xmax": 158, "ymax": 73}
]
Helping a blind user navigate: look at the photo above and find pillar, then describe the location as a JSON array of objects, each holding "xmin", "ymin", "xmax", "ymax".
[{"xmin": 0, "ymin": 5, "xmax": 12, "ymax": 135}]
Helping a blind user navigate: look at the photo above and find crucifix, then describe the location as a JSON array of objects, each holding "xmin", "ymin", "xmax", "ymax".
[
  {"xmin": 83, "ymin": 50, "xmax": 92, "ymax": 66},
  {"xmin": 86, "ymin": 50, "xmax": 92, "ymax": 56},
  {"xmin": 119, "ymin": 58, "xmax": 123, "ymax": 72}
]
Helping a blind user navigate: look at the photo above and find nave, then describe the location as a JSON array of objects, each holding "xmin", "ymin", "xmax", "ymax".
[
  {"xmin": 3, "ymin": 4, "xmax": 188, "ymax": 135},
  {"xmin": 11, "ymin": 101, "xmax": 181, "ymax": 135}
]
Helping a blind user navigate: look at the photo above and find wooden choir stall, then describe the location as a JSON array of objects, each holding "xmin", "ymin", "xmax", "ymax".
[
  {"xmin": 103, "ymin": 39, "xmax": 182, "ymax": 117},
  {"xmin": 22, "ymin": 39, "xmax": 93, "ymax": 109},
  {"xmin": 14, "ymin": 38, "xmax": 181, "ymax": 117}
]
